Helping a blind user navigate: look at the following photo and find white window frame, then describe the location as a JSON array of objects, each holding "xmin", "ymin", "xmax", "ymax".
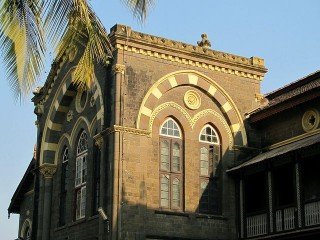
[
  {"xmin": 199, "ymin": 124, "xmax": 220, "ymax": 145},
  {"xmin": 75, "ymin": 130, "xmax": 88, "ymax": 220},
  {"xmin": 160, "ymin": 118, "xmax": 182, "ymax": 139}
]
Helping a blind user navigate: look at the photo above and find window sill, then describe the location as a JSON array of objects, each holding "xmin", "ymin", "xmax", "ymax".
[
  {"xmin": 88, "ymin": 214, "xmax": 99, "ymax": 221},
  {"xmin": 54, "ymin": 225, "xmax": 67, "ymax": 232},
  {"xmin": 69, "ymin": 218, "xmax": 86, "ymax": 227},
  {"xmin": 194, "ymin": 213, "xmax": 227, "ymax": 220},
  {"xmin": 154, "ymin": 209, "xmax": 189, "ymax": 217}
]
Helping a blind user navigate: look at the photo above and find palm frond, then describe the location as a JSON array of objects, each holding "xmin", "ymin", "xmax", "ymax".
[
  {"xmin": 53, "ymin": 0, "xmax": 112, "ymax": 90},
  {"xmin": 122, "ymin": 0, "xmax": 154, "ymax": 22},
  {"xmin": 0, "ymin": 0, "xmax": 45, "ymax": 98}
]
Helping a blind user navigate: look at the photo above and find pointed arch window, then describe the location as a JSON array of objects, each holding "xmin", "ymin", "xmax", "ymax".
[
  {"xmin": 75, "ymin": 130, "xmax": 88, "ymax": 220},
  {"xmin": 59, "ymin": 147, "xmax": 69, "ymax": 226},
  {"xmin": 199, "ymin": 124, "xmax": 221, "ymax": 214},
  {"xmin": 159, "ymin": 118, "xmax": 183, "ymax": 210}
]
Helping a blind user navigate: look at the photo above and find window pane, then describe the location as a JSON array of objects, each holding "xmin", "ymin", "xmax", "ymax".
[
  {"xmin": 161, "ymin": 175, "xmax": 169, "ymax": 207},
  {"xmin": 82, "ymin": 155, "xmax": 87, "ymax": 183},
  {"xmin": 199, "ymin": 180, "xmax": 209, "ymax": 212},
  {"xmin": 77, "ymin": 131, "xmax": 88, "ymax": 154},
  {"xmin": 81, "ymin": 186, "xmax": 86, "ymax": 218},
  {"xmin": 172, "ymin": 143, "xmax": 180, "ymax": 172},
  {"xmin": 160, "ymin": 119, "xmax": 181, "ymax": 137},
  {"xmin": 200, "ymin": 126, "xmax": 219, "ymax": 144},
  {"xmin": 75, "ymin": 158, "xmax": 82, "ymax": 186},
  {"xmin": 172, "ymin": 178, "xmax": 180, "ymax": 208},
  {"xmin": 160, "ymin": 141, "xmax": 170, "ymax": 171},
  {"xmin": 76, "ymin": 189, "xmax": 81, "ymax": 219},
  {"xmin": 200, "ymin": 147, "xmax": 209, "ymax": 176}
]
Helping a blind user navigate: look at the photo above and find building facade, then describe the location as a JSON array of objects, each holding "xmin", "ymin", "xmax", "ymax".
[{"xmin": 8, "ymin": 24, "xmax": 320, "ymax": 240}]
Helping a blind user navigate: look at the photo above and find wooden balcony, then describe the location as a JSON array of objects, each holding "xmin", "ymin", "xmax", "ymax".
[
  {"xmin": 275, "ymin": 206, "xmax": 295, "ymax": 232},
  {"xmin": 305, "ymin": 200, "xmax": 320, "ymax": 227},
  {"xmin": 246, "ymin": 213, "xmax": 268, "ymax": 237}
]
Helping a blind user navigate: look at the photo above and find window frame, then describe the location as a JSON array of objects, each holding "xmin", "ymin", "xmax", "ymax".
[
  {"xmin": 159, "ymin": 118, "xmax": 184, "ymax": 211},
  {"xmin": 74, "ymin": 130, "xmax": 88, "ymax": 220},
  {"xmin": 198, "ymin": 125, "xmax": 221, "ymax": 214}
]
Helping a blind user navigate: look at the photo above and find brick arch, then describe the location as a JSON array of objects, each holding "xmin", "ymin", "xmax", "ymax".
[
  {"xmin": 137, "ymin": 70, "xmax": 247, "ymax": 146},
  {"xmin": 40, "ymin": 68, "xmax": 104, "ymax": 165}
]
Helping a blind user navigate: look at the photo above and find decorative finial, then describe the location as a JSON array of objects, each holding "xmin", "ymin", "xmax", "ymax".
[{"xmin": 197, "ymin": 33, "xmax": 211, "ymax": 49}]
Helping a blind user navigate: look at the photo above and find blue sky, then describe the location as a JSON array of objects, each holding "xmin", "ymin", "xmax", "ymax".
[{"xmin": 0, "ymin": 0, "xmax": 319, "ymax": 238}]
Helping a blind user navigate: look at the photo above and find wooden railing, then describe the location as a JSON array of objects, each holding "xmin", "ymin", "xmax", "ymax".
[
  {"xmin": 275, "ymin": 207, "xmax": 295, "ymax": 232},
  {"xmin": 305, "ymin": 200, "xmax": 320, "ymax": 226},
  {"xmin": 246, "ymin": 213, "xmax": 267, "ymax": 237}
]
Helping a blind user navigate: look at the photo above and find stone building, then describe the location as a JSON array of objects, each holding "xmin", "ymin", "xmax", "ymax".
[{"xmin": 8, "ymin": 24, "xmax": 320, "ymax": 240}]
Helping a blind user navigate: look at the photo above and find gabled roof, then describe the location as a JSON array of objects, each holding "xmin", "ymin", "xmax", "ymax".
[
  {"xmin": 249, "ymin": 70, "xmax": 320, "ymax": 122},
  {"xmin": 8, "ymin": 158, "xmax": 35, "ymax": 215}
]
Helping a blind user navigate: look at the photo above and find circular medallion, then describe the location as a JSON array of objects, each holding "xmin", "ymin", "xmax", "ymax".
[
  {"xmin": 75, "ymin": 90, "xmax": 88, "ymax": 113},
  {"xmin": 184, "ymin": 90, "xmax": 201, "ymax": 110},
  {"xmin": 302, "ymin": 109, "xmax": 319, "ymax": 132}
]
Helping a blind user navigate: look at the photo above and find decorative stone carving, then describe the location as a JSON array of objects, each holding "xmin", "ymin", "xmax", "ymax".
[
  {"xmin": 302, "ymin": 109, "xmax": 319, "ymax": 132},
  {"xmin": 94, "ymin": 135, "xmax": 104, "ymax": 149},
  {"xmin": 255, "ymin": 93, "xmax": 264, "ymax": 103},
  {"xmin": 112, "ymin": 64, "xmax": 126, "ymax": 75},
  {"xmin": 148, "ymin": 102, "xmax": 234, "ymax": 147},
  {"xmin": 39, "ymin": 164, "xmax": 57, "ymax": 178},
  {"xmin": 35, "ymin": 103, "xmax": 44, "ymax": 115},
  {"xmin": 67, "ymin": 110, "xmax": 74, "ymax": 122},
  {"xmin": 75, "ymin": 90, "xmax": 88, "ymax": 113},
  {"xmin": 100, "ymin": 125, "xmax": 150, "ymax": 137},
  {"xmin": 197, "ymin": 33, "xmax": 211, "ymax": 49},
  {"xmin": 90, "ymin": 96, "xmax": 96, "ymax": 107},
  {"xmin": 33, "ymin": 86, "xmax": 42, "ymax": 95},
  {"xmin": 184, "ymin": 90, "xmax": 201, "ymax": 110}
]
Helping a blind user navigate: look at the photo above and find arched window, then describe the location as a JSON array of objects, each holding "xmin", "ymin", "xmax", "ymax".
[
  {"xmin": 75, "ymin": 130, "xmax": 88, "ymax": 220},
  {"xmin": 199, "ymin": 124, "xmax": 220, "ymax": 214},
  {"xmin": 59, "ymin": 147, "xmax": 69, "ymax": 226},
  {"xmin": 159, "ymin": 118, "xmax": 183, "ymax": 210}
]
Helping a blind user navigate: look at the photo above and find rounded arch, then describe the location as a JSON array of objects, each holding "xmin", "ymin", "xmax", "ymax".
[
  {"xmin": 137, "ymin": 70, "xmax": 247, "ymax": 146},
  {"xmin": 70, "ymin": 116, "xmax": 91, "ymax": 149},
  {"xmin": 20, "ymin": 218, "xmax": 32, "ymax": 239},
  {"xmin": 40, "ymin": 68, "xmax": 104, "ymax": 165}
]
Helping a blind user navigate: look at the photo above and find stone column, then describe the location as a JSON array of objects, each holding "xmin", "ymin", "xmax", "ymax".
[
  {"xmin": 95, "ymin": 135, "xmax": 108, "ymax": 240},
  {"xmin": 112, "ymin": 64, "xmax": 126, "ymax": 240},
  {"xmin": 268, "ymin": 170, "xmax": 274, "ymax": 233},
  {"xmin": 39, "ymin": 164, "xmax": 57, "ymax": 240},
  {"xmin": 239, "ymin": 179, "xmax": 244, "ymax": 239},
  {"xmin": 295, "ymin": 162, "xmax": 302, "ymax": 228}
]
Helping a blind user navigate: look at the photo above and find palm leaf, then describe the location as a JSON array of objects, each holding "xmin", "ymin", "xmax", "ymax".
[
  {"xmin": 0, "ymin": 0, "xmax": 45, "ymax": 98},
  {"xmin": 122, "ymin": 0, "xmax": 154, "ymax": 21},
  {"xmin": 49, "ymin": 0, "xmax": 113, "ymax": 90}
]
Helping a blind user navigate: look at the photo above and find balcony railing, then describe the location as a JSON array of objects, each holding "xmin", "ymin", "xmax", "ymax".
[
  {"xmin": 246, "ymin": 213, "xmax": 267, "ymax": 237},
  {"xmin": 305, "ymin": 200, "xmax": 320, "ymax": 226},
  {"xmin": 275, "ymin": 207, "xmax": 295, "ymax": 232}
]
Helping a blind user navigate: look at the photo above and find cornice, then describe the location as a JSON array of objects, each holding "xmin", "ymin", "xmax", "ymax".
[
  {"xmin": 100, "ymin": 125, "xmax": 151, "ymax": 137},
  {"xmin": 110, "ymin": 24, "xmax": 267, "ymax": 81}
]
